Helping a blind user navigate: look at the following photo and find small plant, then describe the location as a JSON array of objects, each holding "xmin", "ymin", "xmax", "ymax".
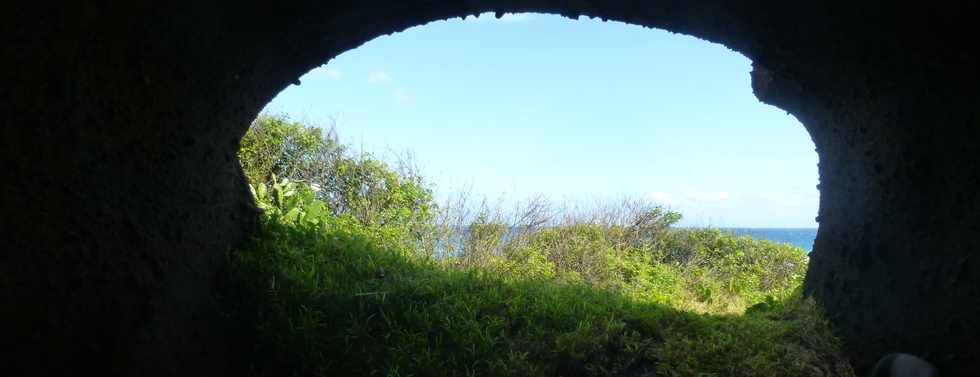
[{"xmin": 250, "ymin": 173, "xmax": 328, "ymax": 227}]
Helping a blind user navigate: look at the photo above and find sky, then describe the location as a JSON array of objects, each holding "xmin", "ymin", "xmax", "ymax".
[{"xmin": 262, "ymin": 13, "xmax": 820, "ymax": 228}]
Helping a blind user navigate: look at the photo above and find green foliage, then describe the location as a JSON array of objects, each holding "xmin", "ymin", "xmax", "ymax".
[
  {"xmin": 239, "ymin": 114, "xmax": 337, "ymax": 186},
  {"xmin": 229, "ymin": 113, "xmax": 850, "ymax": 376},
  {"xmin": 458, "ymin": 213, "xmax": 511, "ymax": 267},
  {"xmin": 657, "ymin": 228, "xmax": 809, "ymax": 311},
  {"xmin": 225, "ymin": 192, "xmax": 853, "ymax": 377},
  {"xmin": 251, "ymin": 174, "xmax": 329, "ymax": 227},
  {"xmin": 240, "ymin": 113, "xmax": 437, "ymax": 248}
]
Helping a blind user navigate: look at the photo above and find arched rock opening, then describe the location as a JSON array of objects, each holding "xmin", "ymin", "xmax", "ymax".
[{"xmin": 3, "ymin": 2, "xmax": 978, "ymax": 376}]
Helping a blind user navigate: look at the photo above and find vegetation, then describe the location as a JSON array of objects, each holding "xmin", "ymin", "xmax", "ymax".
[
  {"xmin": 225, "ymin": 114, "xmax": 853, "ymax": 376},
  {"xmin": 240, "ymin": 114, "xmax": 435, "ymax": 237}
]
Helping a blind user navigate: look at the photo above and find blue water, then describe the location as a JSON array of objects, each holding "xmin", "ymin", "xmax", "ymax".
[
  {"xmin": 720, "ymin": 228, "xmax": 818, "ymax": 252},
  {"xmin": 439, "ymin": 227, "xmax": 819, "ymax": 254}
]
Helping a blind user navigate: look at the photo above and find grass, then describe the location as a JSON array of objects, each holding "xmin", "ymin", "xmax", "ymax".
[
  {"xmin": 222, "ymin": 213, "xmax": 854, "ymax": 377},
  {"xmin": 228, "ymin": 114, "xmax": 854, "ymax": 376}
]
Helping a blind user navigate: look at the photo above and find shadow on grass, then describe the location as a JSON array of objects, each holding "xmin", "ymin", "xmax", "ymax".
[{"xmin": 221, "ymin": 219, "xmax": 854, "ymax": 377}]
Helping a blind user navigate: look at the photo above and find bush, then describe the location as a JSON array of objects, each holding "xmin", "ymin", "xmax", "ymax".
[
  {"xmin": 240, "ymin": 114, "xmax": 437, "ymax": 249},
  {"xmin": 224, "ymin": 182, "xmax": 852, "ymax": 376},
  {"xmin": 229, "ymin": 113, "xmax": 850, "ymax": 376},
  {"xmin": 659, "ymin": 228, "xmax": 809, "ymax": 311},
  {"xmin": 239, "ymin": 114, "xmax": 341, "ymax": 187}
]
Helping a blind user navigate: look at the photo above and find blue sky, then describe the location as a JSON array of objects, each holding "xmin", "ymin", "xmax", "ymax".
[{"xmin": 262, "ymin": 13, "xmax": 820, "ymax": 228}]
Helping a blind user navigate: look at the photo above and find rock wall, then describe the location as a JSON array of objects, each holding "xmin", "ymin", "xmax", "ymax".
[{"xmin": 3, "ymin": 1, "xmax": 977, "ymax": 375}]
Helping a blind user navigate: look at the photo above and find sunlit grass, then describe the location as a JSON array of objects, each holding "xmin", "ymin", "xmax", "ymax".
[
  {"xmin": 227, "ymin": 114, "xmax": 851, "ymax": 376},
  {"xmin": 223, "ymin": 214, "xmax": 853, "ymax": 377}
]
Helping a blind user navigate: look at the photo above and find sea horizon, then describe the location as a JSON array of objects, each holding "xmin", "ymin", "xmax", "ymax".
[
  {"xmin": 449, "ymin": 225, "xmax": 819, "ymax": 253},
  {"xmin": 715, "ymin": 227, "xmax": 817, "ymax": 252}
]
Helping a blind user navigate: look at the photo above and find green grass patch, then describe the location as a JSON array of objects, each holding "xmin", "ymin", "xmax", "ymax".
[
  {"xmin": 223, "ymin": 215, "xmax": 853, "ymax": 377},
  {"xmin": 226, "ymin": 114, "xmax": 854, "ymax": 376}
]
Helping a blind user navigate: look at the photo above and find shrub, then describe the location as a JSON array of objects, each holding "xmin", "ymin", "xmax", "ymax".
[
  {"xmin": 225, "ymin": 184, "xmax": 852, "ymax": 377},
  {"xmin": 240, "ymin": 114, "xmax": 437, "ymax": 250},
  {"xmin": 659, "ymin": 228, "xmax": 809, "ymax": 310},
  {"xmin": 239, "ymin": 114, "xmax": 340, "ymax": 186},
  {"xmin": 229, "ymin": 113, "xmax": 850, "ymax": 376}
]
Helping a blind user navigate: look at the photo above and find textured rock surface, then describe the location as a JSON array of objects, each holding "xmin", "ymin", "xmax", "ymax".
[{"xmin": 2, "ymin": 1, "xmax": 977, "ymax": 376}]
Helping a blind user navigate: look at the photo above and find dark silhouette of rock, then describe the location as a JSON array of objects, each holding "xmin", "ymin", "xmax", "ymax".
[{"xmin": 2, "ymin": 1, "xmax": 978, "ymax": 376}]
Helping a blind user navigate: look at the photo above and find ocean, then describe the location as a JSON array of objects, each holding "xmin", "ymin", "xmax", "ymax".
[
  {"xmin": 720, "ymin": 228, "xmax": 818, "ymax": 252},
  {"xmin": 439, "ymin": 227, "xmax": 820, "ymax": 255}
]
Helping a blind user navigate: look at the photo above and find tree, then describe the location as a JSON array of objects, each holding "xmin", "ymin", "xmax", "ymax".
[{"xmin": 239, "ymin": 114, "xmax": 436, "ymax": 235}]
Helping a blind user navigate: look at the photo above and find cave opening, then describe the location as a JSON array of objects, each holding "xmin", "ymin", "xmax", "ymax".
[
  {"xmin": 257, "ymin": 12, "xmax": 820, "ymax": 236},
  {"xmin": 226, "ymin": 12, "xmax": 834, "ymax": 375},
  {"xmin": 7, "ymin": 2, "xmax": 979, "ymax": 376}
]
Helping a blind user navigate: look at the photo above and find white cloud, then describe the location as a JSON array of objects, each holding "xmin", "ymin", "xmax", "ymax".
[
  {"xmin": 686, "ymin": 190, "xmax": 730, "ymax": 202},
  {"xmin": 368, "ymin": 71, "xmax": 390, "ymax": 83}
]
